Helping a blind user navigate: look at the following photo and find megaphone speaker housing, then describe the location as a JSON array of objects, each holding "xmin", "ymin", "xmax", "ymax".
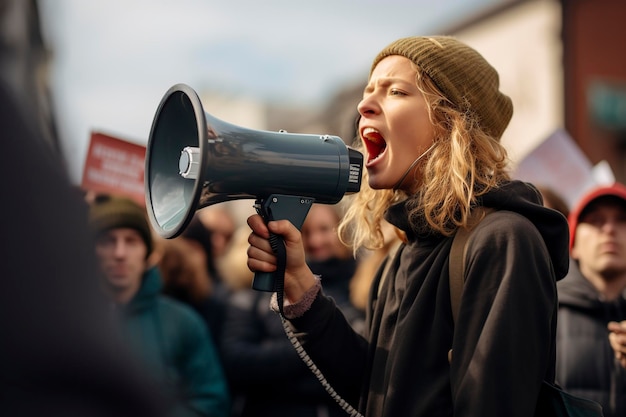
[{"xmin": 145, "ymin": 83, "xmax": 363, "ymax": 240}]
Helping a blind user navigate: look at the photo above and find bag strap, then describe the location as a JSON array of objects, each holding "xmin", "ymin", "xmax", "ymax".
[
  {"xmin": 448, "ymin": 208, "xmax": 494, "ymax": 363},
  {"xmin": 449, "ymin": 226, "xmax": 471, "ymax": 325},
  {"xmin": 449, "ymin": 208, "xmax": 495, "ymax": 325}
]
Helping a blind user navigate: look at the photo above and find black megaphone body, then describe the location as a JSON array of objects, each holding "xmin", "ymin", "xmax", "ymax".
[{"xmin": 144, "ymin": 83, "xmax": 363, "ymax": 291}]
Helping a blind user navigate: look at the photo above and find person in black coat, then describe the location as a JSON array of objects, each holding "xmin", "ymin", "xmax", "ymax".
[
  {"xmin": 557, "ymin": 182, "xmax": 626, "ymax": 417},
  {"xmin": 245, "ymin": 36, "xmax": 569, "ymax": 417},
  {"xmin": 0, "ymin": 79, "xmax": 168, "ymax": 417}
]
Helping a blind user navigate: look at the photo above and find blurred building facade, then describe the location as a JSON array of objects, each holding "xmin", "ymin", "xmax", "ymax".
[{"xmin": 562, "ymin": 0, "xmax": 626, "ymax": 182}]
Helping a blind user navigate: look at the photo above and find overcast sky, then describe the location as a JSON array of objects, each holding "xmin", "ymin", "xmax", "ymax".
[{"xmin": 38, "ymin": 0, "xmax": 505, "ymax": 184}]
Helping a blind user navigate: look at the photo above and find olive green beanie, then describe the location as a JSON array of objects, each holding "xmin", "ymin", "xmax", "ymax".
[
  {"xmin": 371, "ymin": 36, "xmax": 513, "ymax": 140},
  {"xmin": 88, "ymin": 196, "xmax": 153, "ymax": 255}
]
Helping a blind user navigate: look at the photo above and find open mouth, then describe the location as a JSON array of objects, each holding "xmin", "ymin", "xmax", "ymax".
[{"xmin": 362, "ymin": 127, "xmax": 387, "ymax": 163}]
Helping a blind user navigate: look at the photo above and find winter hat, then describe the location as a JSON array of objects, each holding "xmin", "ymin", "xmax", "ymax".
[
  {"xmin": 568, "ymin": 182, "xmax": 626, "ymax": 251},
  {"xmin": 88, "ymin": 195, "xmax": 154, "ymax": 256},
  {"xmin": 370, "ymin": 36, "xmax": 513, "ymax": 140}
]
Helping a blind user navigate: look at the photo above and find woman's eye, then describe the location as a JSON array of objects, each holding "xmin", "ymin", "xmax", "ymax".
[{"xmin": 390, "ymin": 89, "xmax": 406, "ymax": 96}]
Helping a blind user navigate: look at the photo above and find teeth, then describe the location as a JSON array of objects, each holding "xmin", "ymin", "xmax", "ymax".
[{"xmin": 362, "ymin": 127, "xmax": 383, "ymax": 143}]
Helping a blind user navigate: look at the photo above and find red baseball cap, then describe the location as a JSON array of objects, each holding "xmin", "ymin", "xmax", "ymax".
[{"xmin": 568, "ymin": 182, "xmax": 626, "ymax": 251}]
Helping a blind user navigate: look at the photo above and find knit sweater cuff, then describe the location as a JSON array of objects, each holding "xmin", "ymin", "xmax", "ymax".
[{"xmin": 270, "ymin": 276, "xmax": 322, "ymax": 319}]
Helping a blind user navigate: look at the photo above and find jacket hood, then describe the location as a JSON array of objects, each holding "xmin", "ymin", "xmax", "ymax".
[
  {"xmin": 479, "ymin": 180, "xmax": 570, "ymax": 280},
  {"xmin": 386, "ymin": 180, "xmax": 570, "ymax": 280},
  {"xmin": 558, "ymin": 260, "xmax": 626, "ymax": 317},
  {"xmin": 557, "ymin": 261, "xmax": 602, "ymax": 310}
]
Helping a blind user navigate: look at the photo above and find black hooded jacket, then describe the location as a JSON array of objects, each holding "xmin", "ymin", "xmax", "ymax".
[
  {"xmin": 556, "ymin": 262, "xmax": 626, "ymax": 417},
  {"xmin": 288, "ymin": 180, "xmax": 570, "ymax": 417}
]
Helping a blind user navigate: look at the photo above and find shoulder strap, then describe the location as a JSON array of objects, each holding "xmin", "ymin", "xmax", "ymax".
[
  {"xmin": 449, "ymin": 226, "xmax": 471, "ymax": 325},
  {"xmin": 449, "ymin": 208, "xmax": 495, "ymax": 324}
]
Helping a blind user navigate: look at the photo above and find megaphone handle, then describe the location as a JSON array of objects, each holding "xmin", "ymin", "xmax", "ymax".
[
  {"xmin": 251, "ymin": 234, "xmax": 286, "ymax": 293},
  {"xmin": 251, "ymin": 195, "xmax": 314, "ymax": 294}
]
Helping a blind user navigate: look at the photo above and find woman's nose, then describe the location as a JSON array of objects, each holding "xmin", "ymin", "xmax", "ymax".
[{"xmin": 357, "ymin": 94, "xmax": 379, "ymax": 117}]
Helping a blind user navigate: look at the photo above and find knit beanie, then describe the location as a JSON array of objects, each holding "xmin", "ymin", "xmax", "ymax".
[
  {"xmin": 568, "ymin": 182, "xmax": 626, "ymax": 251},
  {"xmin": 370, "ymin": 36, "xmax": 513, "ymax": 140},
  {"xmin": 88, "ymin": 196, "xmax": 154, "ymax": 256}
]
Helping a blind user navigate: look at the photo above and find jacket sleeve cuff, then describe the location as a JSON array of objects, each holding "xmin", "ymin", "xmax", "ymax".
[{"xmin": 269, "ymin": 276, "xmax": 322, "ymax": 318}]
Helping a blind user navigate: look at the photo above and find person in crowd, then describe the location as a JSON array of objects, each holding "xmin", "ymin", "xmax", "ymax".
[
  {"xmin": 556, "ymin": 182, "xmax": 626, "ymax": 417},
  {"xmin": 245, "ymin": 35, "xmax": 569, "ymax": 416},
  {"xmin": 536, "ymin": 184, "xmax": 570, "ymax": 218},
  {"xmin": 89, "ymin": 196, "xmax": 230, "ymax": 417},
  {"xmin": 182, "ymin": 215, "xmax": 224, "ymax": 287},
  {"xmin": 219, "ymin": 205, "xmax": 361, "ymax": 417},
  {"xmin": 156, "ymin": 235, "xmax": 227, "ymax": 350},
  {"xmin": 301, "ymin": 203, "xmax": 364, "ymax": 332},
  {"xmin": 189, "ymin": 206, "xmax": 237, "ymax": 284},
  {"xmin": 219, "ymin": 225, "xmax": 258, "ymax": 294},
  {"xmin": 198, "ymin": 206, "xmax": 237, "ymax": 260},
  {"xmin": 0, "ymin": 78, "xmax": 169, "ymax": 417}
]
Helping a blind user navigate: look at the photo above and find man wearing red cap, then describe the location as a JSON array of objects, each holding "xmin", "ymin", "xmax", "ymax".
[{"xmin": 556, "ymin": 182, "xmax": 626, "ymax": 417}]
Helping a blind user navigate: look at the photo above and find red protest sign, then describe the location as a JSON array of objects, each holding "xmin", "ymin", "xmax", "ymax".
[{"xmin": 81, "ymin": 131, "xmax": 146, "ymax": 206}]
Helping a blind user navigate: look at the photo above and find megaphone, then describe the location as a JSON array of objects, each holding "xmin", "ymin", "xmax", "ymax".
[{"xmin": 144, "ymin": 83, "xmax": 363, "ymax": 291}]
